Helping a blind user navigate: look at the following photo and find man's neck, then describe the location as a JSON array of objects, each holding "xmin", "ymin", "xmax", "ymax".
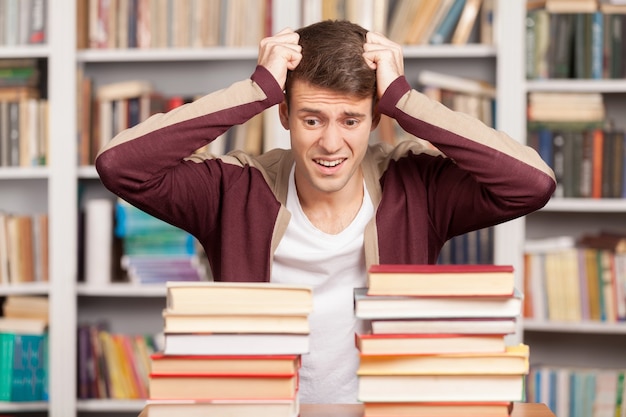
[{"xmin": 296, "ymin": 174, "xmax": 365, "ymax": 235}]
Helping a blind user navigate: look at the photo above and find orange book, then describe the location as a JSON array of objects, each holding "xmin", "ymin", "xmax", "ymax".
[
  {"xmin": 591, "ymin": 128, "xmax": 604, "ymax": 199},
  {"xmin": 364, "ymin": 401, "xmax": 514, "ymax": 417},
  {"xmin": 150, "ymin": 353, "xmax": 301, "ymax": 375},
  {"xmin": 355, "ymin": 332, "xmax": 506, "ymax": 355},
  {"xmin": 148, "ymin": 372, "xmax": 298, "ymax": 400}
]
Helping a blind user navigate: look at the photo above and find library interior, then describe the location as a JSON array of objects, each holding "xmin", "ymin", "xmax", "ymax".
[{"xmin": 0, "ymin": 0, "xmax": 624, "ymax": 416}]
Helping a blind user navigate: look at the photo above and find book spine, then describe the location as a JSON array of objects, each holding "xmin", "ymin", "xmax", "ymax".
[{"xmin": 429, "ymin": 0, "xmax": 466, "ymax": 45}]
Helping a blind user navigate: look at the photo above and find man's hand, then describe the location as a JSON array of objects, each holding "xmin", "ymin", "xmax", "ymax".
[
  {"xmin": 258, "ymin": 28, "xmax": 302, "ymax": 90},
  {"xmin": 363, "ymin": 32, "xmax": 404, "ymax": 99}
]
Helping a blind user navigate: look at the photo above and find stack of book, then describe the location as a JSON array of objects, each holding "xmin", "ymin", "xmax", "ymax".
[
  {"xmin": 144, "ymin": 281, "xmax": 314, "ymax": 417},
  {"xmin": 354, "ymin": 264, "xmax": 529, "ymax": 417}
]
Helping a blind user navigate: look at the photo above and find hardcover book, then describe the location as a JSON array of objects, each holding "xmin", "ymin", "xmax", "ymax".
[
  {"xmin": 354, "ymin": 287, "xmax": 523, "ymax": 319},
  {"xmin": 367, "ymin": 264, "xmax": 514, "ymax": 296}
]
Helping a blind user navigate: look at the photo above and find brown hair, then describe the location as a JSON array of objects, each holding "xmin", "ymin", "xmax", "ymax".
[{"xmin": 285, "ymin": 20, "xmax": 376, "ymax": 103}]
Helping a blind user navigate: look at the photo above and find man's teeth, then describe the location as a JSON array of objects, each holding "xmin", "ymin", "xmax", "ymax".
[{"xmin": 315, "ymin": 159, "xmax": 344, "ymax": 167}]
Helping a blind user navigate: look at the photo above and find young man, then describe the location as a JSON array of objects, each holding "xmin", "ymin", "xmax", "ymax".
[{"xmin": 96, "ymin": 20, "xmax": 555, "ymax": 403}]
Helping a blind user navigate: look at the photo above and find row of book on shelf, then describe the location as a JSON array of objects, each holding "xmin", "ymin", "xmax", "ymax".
[
  {"xmin": 526, "ymin": 0, "xmax": 626, "ymax": 80},
  {"xmin": 79, "ymin": 66, "xmax": 496, "ymax": 162},
  {"xmin": 78, "ymin": 0, "xmax": 495, "ymax": 51},
  {"xmin": 0, "ymin": 58, "xmax": 48, "ymax": 168},
  {"xmin": 140, "ymin": 262, "xmax": 527, "ymax": 417},
  {"xmin": 523, "ymin": 231, "xmax": 626, "ymax": 323},
  {"xmin": 77, "ymin": 74, "xmax": 265, "ymax": 166},
  {"xmin": 77, "ymin": 322, "xmax": 158, "ymax": 400},
  {"xmin": 0, "ymin": 211, "xmax": 48, "ymax": 285},
  {"xmin": 528, "ymin": 365, "xmax": 626, "ymax": 417},
  {"xmin": 527, "ymin": 91, "xmax": 626, "ymax": 199},
  {"xmin": 0, "ymin": 0, "xmax": 46, "ymax": 47},
  {"xmin": 82, "ymin": 197, "xmax": 207, "ymax": 286}
]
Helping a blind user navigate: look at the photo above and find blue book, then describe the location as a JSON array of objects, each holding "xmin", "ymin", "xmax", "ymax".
[
  {"xmin": 429, "ymin": 0, "xmax": 467, "ymax": 45},
  {"xmin": 590, "ymin": 11, "xmax": 604, "ymax": 79}
]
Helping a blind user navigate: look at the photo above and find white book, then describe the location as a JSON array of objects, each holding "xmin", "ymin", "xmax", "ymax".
[{"xmin": 163, "ymin": 332, "xmax": 310, "ymax": 355}]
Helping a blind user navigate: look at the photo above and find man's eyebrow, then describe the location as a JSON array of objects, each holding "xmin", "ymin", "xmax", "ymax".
[{"xmin": 297, "ymin": 107, "xmax": 367, "ymax": 118}]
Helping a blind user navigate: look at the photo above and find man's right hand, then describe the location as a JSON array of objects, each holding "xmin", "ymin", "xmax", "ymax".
[{"xmin": 258, "ymin": 28, "xmax": 302, "ymax": 90}]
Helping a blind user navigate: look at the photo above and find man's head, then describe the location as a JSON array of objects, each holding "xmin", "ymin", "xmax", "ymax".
[
  {"xmin": 284, "ymin": 20, "xmax": 377, "ymax": 105},
  {"xmin": 278, "ymin": 20, "xmax": 380, "ymax": 206}
]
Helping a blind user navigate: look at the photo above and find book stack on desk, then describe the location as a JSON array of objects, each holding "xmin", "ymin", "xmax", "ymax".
[
  {"xmin": 144, "ymin": 281, "xmax": 314, "ymax": 417},
  {"xmin": 354, "ymin": 264, "xmax": 529, "ymax": 417}
]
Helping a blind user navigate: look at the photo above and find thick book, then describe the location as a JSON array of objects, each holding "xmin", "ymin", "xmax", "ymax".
[
  {"xmin": 140, "ymin": 398, "xmax": 299, "ymax": 417},
  {"xmin": 150, "ymin": 353, "xmax": 301, "ymax": 375},
  {"xmin": 363, "ymin": 401, "xmax": 513, "ymax": 417},
  {"xmin": 161, "ymin": 311, "xmax": 310, "ymax": 334},
  {"xmin": 163, "ymin": 333, "xmax": 310, "ymax": 356},
  {"xmin": 148, "ymin": 372, "xmax": 298, "ymax": 400},
  {"xmin": 417, "ymin": 70, "xmax": 496, "ymax": 99},
  {"xmin": 354, "ymin": 288, "xmax": 523, "ymax": 319},
  {"xmin": 367, "ymin": 264, "xmax": 514, "ymax": 296},
  {"xmin": 369, "ymin": 317, "xmax": 517, "ymax": 335},
  {"xmin": 357, "ymin": 344, "xmax": 529, "ymax": 375},
  {"xmin": 357, "ymin": 373, "xmax": 525, "ymax": 402},
  {"xmin": 166, "ymin": 281, "xmax": 313, "ymax": 315},
  {"xmin": 355, "ymin": 332, "xmax": 506, "ymax": 355}
]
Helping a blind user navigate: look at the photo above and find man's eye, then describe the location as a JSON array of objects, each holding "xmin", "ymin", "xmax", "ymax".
[
  {"xmin": 304, "ymin": 119, "xmax": 319, "ymax": 126},
  {"xmin": 345, "ymin": 119, "xmax": 359, "ymax": 127}
]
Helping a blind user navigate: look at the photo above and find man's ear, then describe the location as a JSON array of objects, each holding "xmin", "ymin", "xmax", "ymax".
[
  {"xmin": 370, "ymin": 105, "xmax": 381, "ymax": 131},
  {"xmin": 279, "ymin": 100, "xmax": 290, "ymax": 130}
]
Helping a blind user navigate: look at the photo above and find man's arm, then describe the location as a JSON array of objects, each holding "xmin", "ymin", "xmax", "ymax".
[{"xmin": 364, "ymin": 31, "xmax": 556, "ymax": 237}]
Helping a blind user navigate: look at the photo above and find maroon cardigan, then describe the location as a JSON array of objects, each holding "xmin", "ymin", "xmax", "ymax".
[{"xmin": 95, "ymin": 66, "xmax": 556, "ymax": 281}]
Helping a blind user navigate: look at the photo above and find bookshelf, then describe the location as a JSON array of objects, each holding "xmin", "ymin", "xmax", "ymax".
[
  {"xmin": 0, "ymin": 0, "xmax": 554, "ymax": 416},
  {"xmin": 520, "ymin": 1, "xmax": 626, "ymax": 416}
]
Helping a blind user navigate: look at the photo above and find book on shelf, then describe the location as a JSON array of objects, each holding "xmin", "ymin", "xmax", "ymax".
[
  {"xmin": 83, "ymin": 0, "xmax": 265, "ymax": 49},
  {"xmin": 363, "ymin": 401, "xmax": 514, "ymax": 417},
  {"xmin": 148, "ymin": 372, "xmax": 299, "ymax": 400},
  {"xmin": 85, "ymin": 198, "xmax": 114, "ymax": 286},
  {"xmin": 162, "ymin": 332, "xmax": 310, "ymax": 356},
  {"xmin": 405, "ymin": 0, "xmax": 443, "ymax": 45},
  {"xmin": 357, "ymin": 373, "xmax": 526, "ymax": 402},
  {"xmin": 0, "ymin": 316, "xmax": 47, "ymax": 335},
  {"xmin": 545, "ymin": 0, "xmax": 598, "ymax": 13},
  {"xmin": 429, "ymin": 0, "xmax": 467, "ymax": 45},
  {"xmin": 77, "ymin": 323, "xmax": 157, "ymax": 400},
  {"xmin": 369, "ymin": 317, "xmax": 517, "ymax": 335},
  {"xmin": 354, "ymin": 287, "xmax": 523, "ymax": 319},
  {"xmin": 0, "ymin": 211, "xmax": 48, "ymax": 284},
  {"xmin": 451, "ymin": 0, "xmax": 483, "ymax": 45},
  {"xmin": 528, "ymin": 366, "xmax": 623, "ymax": 417},
  {"xmin": 366, "ymin": 264, "xmax": 515, "ymax": 296},
  {"xmin": 479, "ymin": 0, "xmax": 496, "ymax": 45},
  {"xmin": 140, "ymin": 398, "xmax": 299, "ymax": 417},
  {"xmin": 162, "ymin": 311, "xmax": 310, "ymax": 334},
  {"xmin": 2, "ymin": 295, "xmax": 49, "ymax": 323},
  {"xmin": 165, "ymin": 281, "xmax": 314, "ymax": 315},
  {"xmin": 149, "ymin": 353, "xmax": 301, "ymax": 375},
  {"xmin": 355, "ymin": 332, "xmax": 507, "ymax": 356},
  {"xmin": 417, "ymin": 70, "xmax": 496, "ymax": 99},
  {"xmin": 357, "ymin": 343, "xmax": 530, "ymax": 375},
  {"xmin": 527, "ymin": 92, "xmax": 606, "ymax": 123},
  {"xmin": 0, "ymin": 331, "xmax": 48, "ymax": 402}
]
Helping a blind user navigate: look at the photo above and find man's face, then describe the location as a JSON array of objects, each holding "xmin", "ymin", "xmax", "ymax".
[{"xmin": 279, "ymin": 80, "xmax": 379, "ymax": 199}]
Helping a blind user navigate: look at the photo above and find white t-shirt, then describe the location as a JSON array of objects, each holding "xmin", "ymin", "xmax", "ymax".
[{"xmin": 271, "ymin": 165, "xmax": 373, "ymax": 404}]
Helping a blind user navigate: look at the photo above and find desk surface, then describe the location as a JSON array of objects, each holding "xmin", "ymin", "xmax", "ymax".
[
  {"xmin": 139, "ymin": 402, "xmax": 555, "ymax": 417},
  {"xmin": 298, "ymin": 403, "xmax": 554, "ymax": 417}
]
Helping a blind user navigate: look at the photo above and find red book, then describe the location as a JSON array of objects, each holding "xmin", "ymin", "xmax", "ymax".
[
  {"xmin": 367, "ymin": 264, "xmax": 515, "ymax": 296},
  {"xmin": 150, "ymin": 353, "xmax": 301, "ymax": 375}
]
